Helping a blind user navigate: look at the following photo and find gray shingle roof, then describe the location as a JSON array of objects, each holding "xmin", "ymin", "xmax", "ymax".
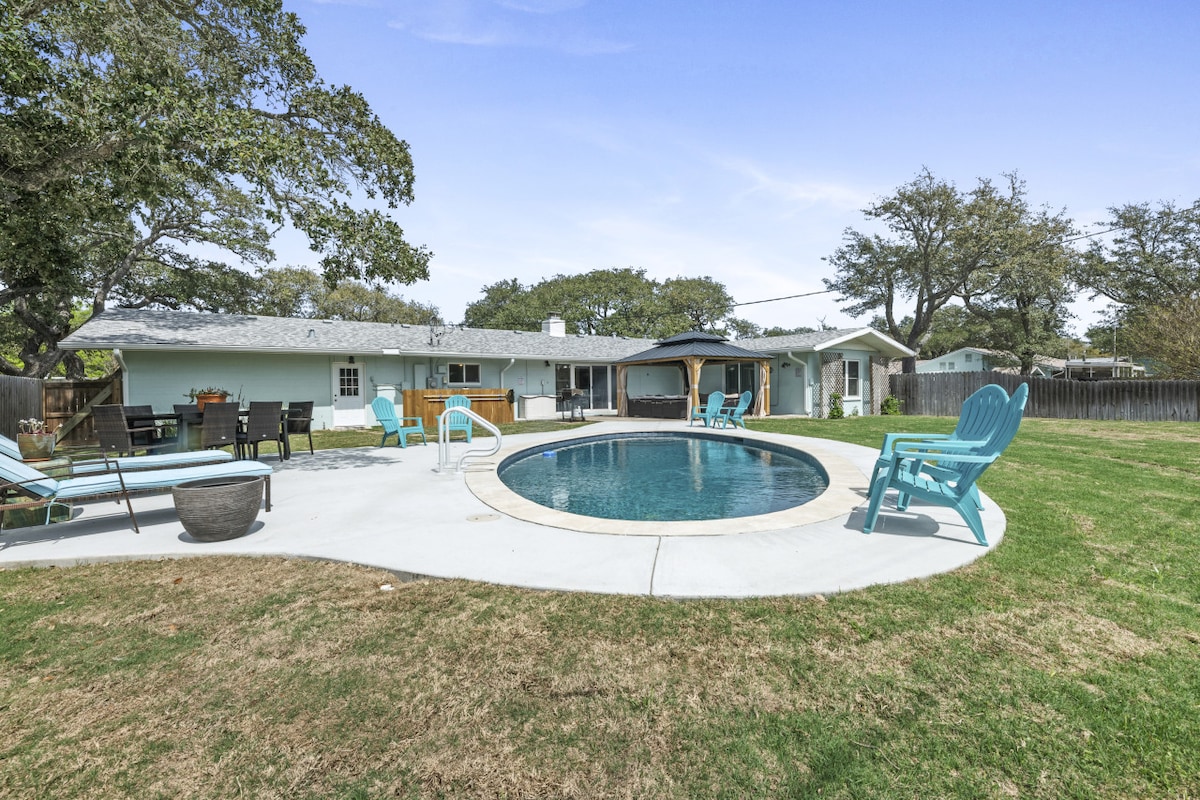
[
  {"xmin": 616, "ymin": 337, "xmax": 769, "ymax": 364},
  {"xmin": 741, "ymin": 328, "xmax": 915, "ymax": 358},
  {"xmin": 59, "ymin": 308, "xmax": 657, "ymax": 361},
  {"xmin": 60, "ymin": 309, "xmax": 917, "ymax": 362}
]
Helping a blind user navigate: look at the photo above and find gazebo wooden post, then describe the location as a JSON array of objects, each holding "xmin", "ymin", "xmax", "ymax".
[
  {"xmin": 616, "ymin": 364, "xmax": 628, "ymax": 416},
  {"xmin": 686, "ymin": 357, "xmax": 704, "ymax": 414},
  {"xmin": 758, "ymin": 359, "xmax": 771, "ymax": 417}
]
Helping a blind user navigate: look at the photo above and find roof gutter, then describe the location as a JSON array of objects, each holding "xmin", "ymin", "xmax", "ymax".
[{"xmin": 499, "ymin": 358, "xmax": 515, "ymax": 390}]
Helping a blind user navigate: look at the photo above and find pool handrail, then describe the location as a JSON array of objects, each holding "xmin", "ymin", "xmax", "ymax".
[{"xmin": 437, "ymin": 406, "xmax": 502, "ymax": 473}]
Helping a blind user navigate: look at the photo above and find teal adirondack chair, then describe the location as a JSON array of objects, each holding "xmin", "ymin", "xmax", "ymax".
[
  {"xmin": 862, "ymin": 383, "xmax": 1028, "ymax": 546},
  {"xmin": 717, "ymin": 391, "xmax": 752, "ymax": 429},
  {"xmin": 873, "ymin": 383, "xmax": 1011, "ymax": 510},
  {"xmin": 442, "ymin": 394, "xmax": 473, "ymax": 443},
  {"xmin": 371, "ymin": 396, "xmax": 426, "ymax": 448},
  {"xmin": 689, "ymin": 391, "xmax": 726, "ymax": 427}
]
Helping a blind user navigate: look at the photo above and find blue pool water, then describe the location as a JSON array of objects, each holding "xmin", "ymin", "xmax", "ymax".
[{"xmin": 498, "ymin": 432, "xmax": 828, "ymax": 521}]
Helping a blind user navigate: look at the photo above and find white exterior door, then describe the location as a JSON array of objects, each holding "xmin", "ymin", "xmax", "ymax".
[{"xmin": 331, "ymin": 362, "xmax": 365, "ymax": 427}]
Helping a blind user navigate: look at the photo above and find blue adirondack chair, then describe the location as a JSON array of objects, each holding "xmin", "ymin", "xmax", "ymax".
[
  {"xmin": 862, "ymin": 383, "xmax": 1028, "ymax": 546},
  {"xmin": 873, "ymin": 383, "xmax": 1011, "ymax": 510},
  {"xmin": 689, "ymin": 391, "xmax": 726, "ymax": 427},
  {"xmin": 371, "ymin": 396, "xmax": 426, "ymax": 448},
  {"xmin": 717, "ymin": 391, "xmax": 752, "ymax": 429},
  {"xmin": 442, "ymin": 394, "xmax": 473, "ymax": 443}
]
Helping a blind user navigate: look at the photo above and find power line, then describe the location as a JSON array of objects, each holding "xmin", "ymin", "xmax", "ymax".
[{"xmin": 731, "ymin": 288, "xmax": 834, "ymax": 309}]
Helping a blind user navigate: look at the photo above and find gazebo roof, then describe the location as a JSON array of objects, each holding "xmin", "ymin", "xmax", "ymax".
[{"xmin": 614, "ymin": 331, "xmax": 768, "ymax": 364}]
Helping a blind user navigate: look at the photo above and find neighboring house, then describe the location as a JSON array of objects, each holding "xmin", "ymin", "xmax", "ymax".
[
  {"xmin": 917, "ymin": 347, "xmax": 1062, "ymax": 378},
  {"xmin": 1062, "ymin": 356, "xmax": 1146, "ymax": 380},
  {"xmin": 740, "ymin": 329, "xmax": 914, "ymax": 417},
  {"xmin": 59, "ymin": 309, "xmax": 915, "ymax": 426}
]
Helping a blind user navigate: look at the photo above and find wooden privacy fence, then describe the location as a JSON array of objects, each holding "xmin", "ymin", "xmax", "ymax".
[
  {"xmin": 0, "ymin": 375, "xmax": 123, "ymax": 445},
  {"xmin": 44, "ymin": 376, "xmax": 124, "ymax": 446},
  {"xmin": 890, "ymin": 372, "xmax": 1200, "ymax": 422},
  {"xmin": 0, "ymin": 376, "xmax": 43, "ymax": 438},
  {"xmin": 401, "ymin": 388, "xmax": 515, "ymax": 428}
]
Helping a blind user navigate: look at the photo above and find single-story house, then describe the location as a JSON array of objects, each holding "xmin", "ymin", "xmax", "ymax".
[
  {"xmin": 1062, "ymin": 356, "xmax": 1146, "ymax": 380},
  {"xmin": 917, "ymin": 347, "xmax": 1063, "ymax": 378},
  {"xmin": 59, "ymin": 309, "xmax": 915, "ymax": 428}
]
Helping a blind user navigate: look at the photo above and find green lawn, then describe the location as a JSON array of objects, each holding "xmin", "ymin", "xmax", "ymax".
[{"xmin": 1, "ymin": 417, "xmax": 1198, "ymax": 798}]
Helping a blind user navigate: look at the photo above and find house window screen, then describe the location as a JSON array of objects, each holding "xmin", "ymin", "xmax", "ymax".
[
  {"xmin": 339, "ymin": 367, "xmax": 359, "ymax": 397},
  {"xmin": 449, "ymin": 363, "xmax": 481, "ymax": 384}
]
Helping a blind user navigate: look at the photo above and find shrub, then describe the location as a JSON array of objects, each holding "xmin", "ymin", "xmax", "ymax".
[
  {"xmin": 827, "ymin": 392, "xmax": 844, "ymax": 419},
  {"xmin": 881, "ymin": 395, "xmax": 902, "ymax": 415}
]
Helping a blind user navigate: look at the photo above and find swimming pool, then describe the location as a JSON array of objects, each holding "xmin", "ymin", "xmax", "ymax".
[{"xmin": 498, "ymin": 431, "xmax": 829, "ymax": 522}]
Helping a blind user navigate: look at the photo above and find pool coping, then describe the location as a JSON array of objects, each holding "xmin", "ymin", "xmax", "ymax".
[
  {"xmin": 0, "ymin": 420, "xmax": 1007, "ymax": 598},
  {"xmin": 465, "ymin": 425, "xmax": 865, "ymax": 536}
]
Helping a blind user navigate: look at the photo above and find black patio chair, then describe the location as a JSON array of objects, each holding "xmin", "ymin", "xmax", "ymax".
[
  {"xmin": 286, "ymin": 401, "xmax": 314, "ymax": 455},
  {"xmin": 237, "ymin": 401, "xmax": 284, "ymax": 461},
  {"xmin": 93, "ymin": 404, "xmax": 172, "ymax": 457},
  {"xmin": 200, "ymin": 401, "xmax": 240, "ymax": 454}
]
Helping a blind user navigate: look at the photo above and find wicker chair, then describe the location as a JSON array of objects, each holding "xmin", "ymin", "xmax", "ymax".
[
  {"xmin": 237, "ymin": 401, "xmax": 285, "ymax": 461},
  {"xmin": 285, "ymin": 401, "xmax": 314, "ymax": 455},
  {"xmin": 200, "ymin": 401, "xmax": 240, "ymax": 454},
  {"xmin": 94, "ymin": 404, "xmax": 172, "ymax": 457}
]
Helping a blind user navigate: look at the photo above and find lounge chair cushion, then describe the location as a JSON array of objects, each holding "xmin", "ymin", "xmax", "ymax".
[
  {"xmin": 67, "ymin": 450, "xmax": 234, "ymax": 476},
  {"xmin": 50, "ymin": 460, "xmax": 273, "ymax": 501}
]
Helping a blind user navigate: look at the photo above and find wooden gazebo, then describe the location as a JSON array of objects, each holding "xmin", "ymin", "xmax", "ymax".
[{"xmin": 614, "ymin": 331, "xmax": 772, "ymax": 419}]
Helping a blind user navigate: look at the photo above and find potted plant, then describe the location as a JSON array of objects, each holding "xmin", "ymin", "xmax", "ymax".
[
  {"xmin": 186, "ymin": 386, "xmax": 231, "ymax": 412},
  {"xmin": 16, "ymin": 418, "xmax": 57, "ymax": 460}
]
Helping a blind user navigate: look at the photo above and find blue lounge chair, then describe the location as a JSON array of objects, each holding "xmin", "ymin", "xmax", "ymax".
[
  {"xmin": 862, "ymin": 383, "xmax": 1028, "ymax": 546},
  {"xmin": 717, "ymin": 391, "xmax": 752, "ymax": 429},
  {"xmin": 0, "ymin": 433, "xmax": 233, "ymax": 475},
  {"xmin": 1, "ymin": 452, "xmax": 272, "ymax": 533},
  {"xmin": 371, "ymin": 396, "xmax": 426, "ymax": 448},
  {"xmin": 689, "ymin": 391, "xmax": 726, "ymax": 427},
  {"xmin": 442, "ymin": 394, "xmax": 473, "ymax": 443}
]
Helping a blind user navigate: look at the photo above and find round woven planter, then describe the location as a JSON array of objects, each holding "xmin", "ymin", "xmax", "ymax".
[{"xmin": 172, "ymin": 475, "xmax": 264, "ymax": 542}]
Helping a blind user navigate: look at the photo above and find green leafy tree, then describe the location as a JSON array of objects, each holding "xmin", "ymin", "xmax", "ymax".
[
  {"xmin": 760, "ymin": 325, "xmax": 818, "ymax": 337},
  {"xmin": 315, "ymin": 282, "xmax": 439, "ymax": 324},
  {"xmin": 961, "ymin": 197, "xmax": 1078, "ymax": 374},
  {"xmin": 1119, "ymin": 298, "xmax": 1200, "ymax": 378},
  {"xmin": 463, "ymin": 269, "xmax": 737, "ymax": 338},
  {"xmin": 0, "ymin": 0, "xmax": 431, "ymax": 377},
  {"xmin": 462, "ymin": 278, "xmax": 537, "ymax": 330},
  {"xmin": 824, "ymin": 169, "xmax": 1057, "ymax": 370},
  {"xmin": 726, "ymin": 319, "xmax": 762, "ymax": 339},
  {"xmin": 1076, "ymin": 201, "xmax": 1200, "ymax": 307},
  {"xmin": 654, "ymin": 277, "xmax": 735, "ymax": 336}
]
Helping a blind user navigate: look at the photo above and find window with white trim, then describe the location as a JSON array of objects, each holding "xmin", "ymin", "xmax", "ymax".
[
  {"xmin": 844, "ymin": 360, "xmax": 861, "ymax": 398},
  {"xmin": 448, "ymin": 363, "xmax": 481, "ymax": 384}
]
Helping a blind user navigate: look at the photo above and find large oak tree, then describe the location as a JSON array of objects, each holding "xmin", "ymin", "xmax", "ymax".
[
  {"xmin": 0, "ymin": 0, "xmax": 431, "ymax": 376},
  {"xmin": 463, "ymin": 268, "xmax": 741, "ymax": 340},
  {"xmin": 824, "ymin": 169, "xmax": 1076, "ymax": 373}
]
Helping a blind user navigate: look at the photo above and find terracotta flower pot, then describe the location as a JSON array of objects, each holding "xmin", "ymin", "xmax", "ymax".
[{"xmin": 195, "ymin": 392, "xmax": 228, "ymax": 412}]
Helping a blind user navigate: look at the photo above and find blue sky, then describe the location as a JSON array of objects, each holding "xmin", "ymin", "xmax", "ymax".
[{"xmin": 278, "ymin": 0, "xmax": 1200, "ymax": 336}]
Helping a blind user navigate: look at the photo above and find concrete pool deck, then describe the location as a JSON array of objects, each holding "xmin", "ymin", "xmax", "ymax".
[{"xmin": 0, "ymin": 420, "xmax": 1006, "ymax": 598}]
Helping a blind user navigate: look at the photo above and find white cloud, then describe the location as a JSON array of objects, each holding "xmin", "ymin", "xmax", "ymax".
[
  {"xmin": 383, "ymin": 0, "xmax": 629, "ymax": 54},
  {"xmin": 716, "ymin": 157, "xmax": 876, "ymax": 212},
  {"xmin": 495, "ymin": 0, "xmax": 588, "ymax": 13}
]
